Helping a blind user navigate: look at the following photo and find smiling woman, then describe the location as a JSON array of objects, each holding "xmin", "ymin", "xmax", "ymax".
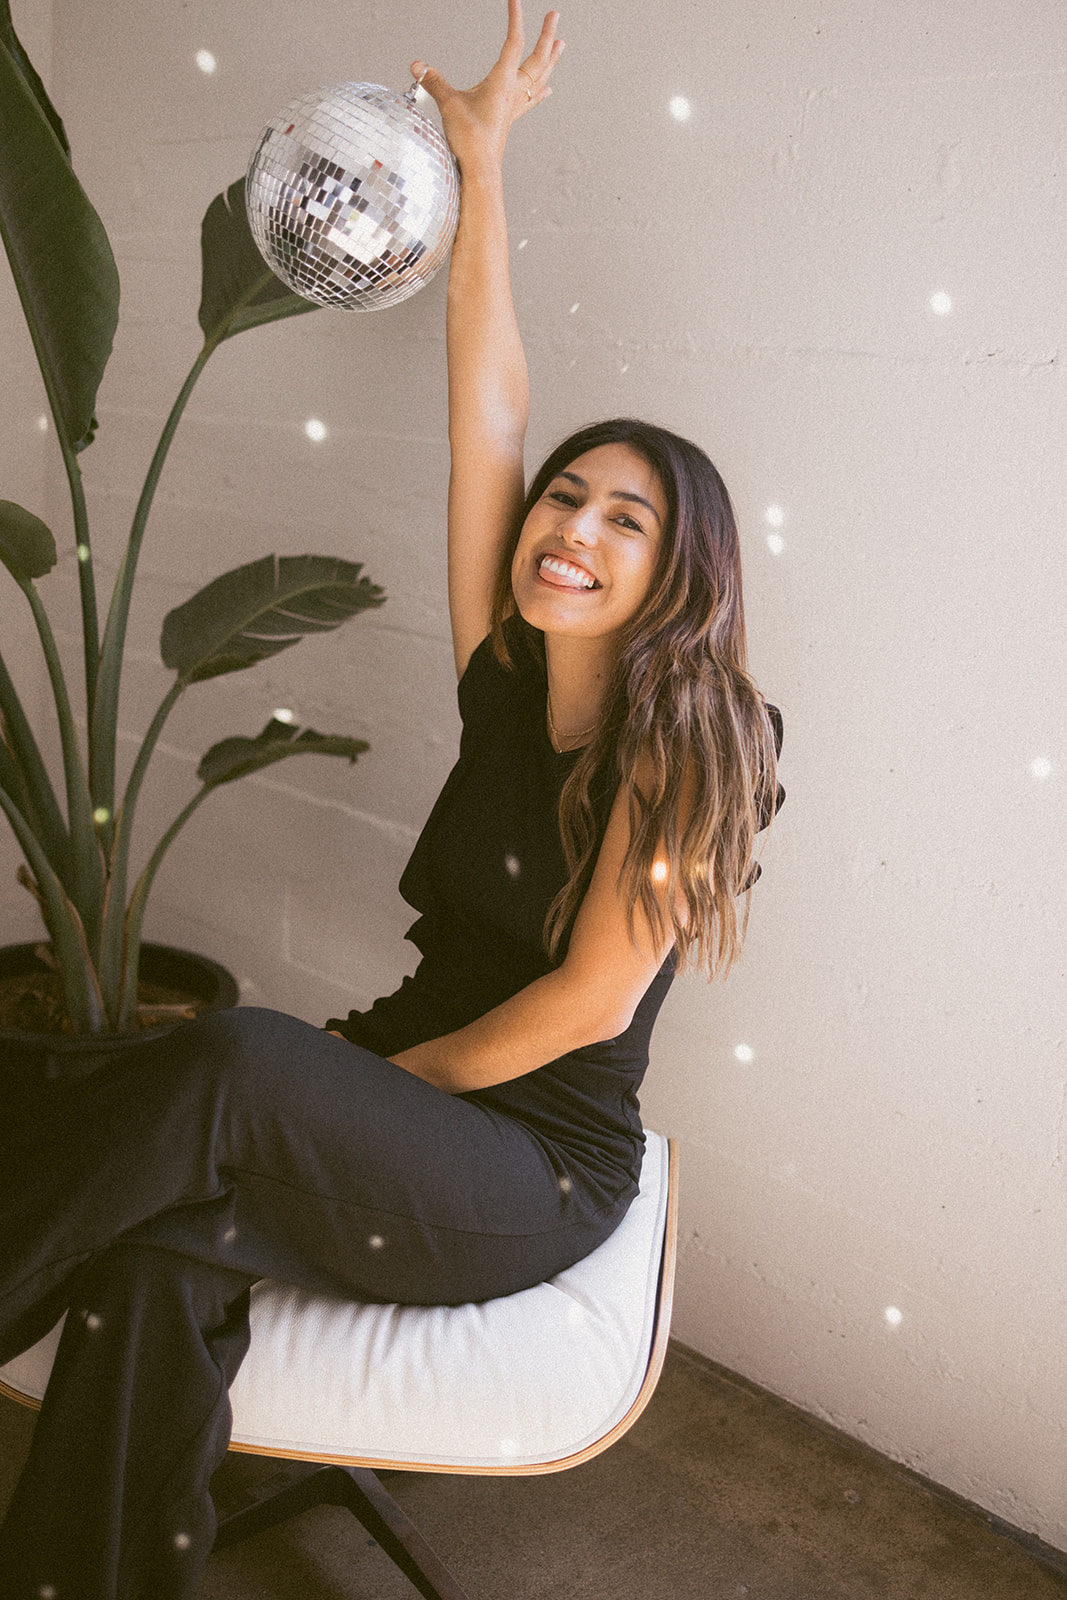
[{"xmin": 0, "ymin": 7, "xmax": 781, "ymax": 1597}]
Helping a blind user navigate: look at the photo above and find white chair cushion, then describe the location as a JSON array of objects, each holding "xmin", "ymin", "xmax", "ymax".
[{"xmin": 0, "ymin": 1130, "xmax": 669, "ymax": 1471}]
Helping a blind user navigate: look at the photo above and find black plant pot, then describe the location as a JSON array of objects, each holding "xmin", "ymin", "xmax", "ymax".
[{"xmin": 0, "ymin": 941, "xmax": 240, "ymax": 1084}]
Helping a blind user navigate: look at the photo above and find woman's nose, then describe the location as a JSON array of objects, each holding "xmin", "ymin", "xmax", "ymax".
[{"xmin": 561, "ymin": 506, "xmax": 597, "ymax": 546}]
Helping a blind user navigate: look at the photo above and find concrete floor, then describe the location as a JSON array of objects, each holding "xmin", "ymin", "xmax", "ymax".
[{"xmin": 2, "ymin": 1342, "xmax": 1064, "ymax": 1599}]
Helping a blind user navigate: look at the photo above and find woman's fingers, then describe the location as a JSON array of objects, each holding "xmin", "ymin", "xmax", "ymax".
[
  {"xmin": 502, "ymin": 0, "xmax": 528, "ymax": 60},
  {"xmin": 410, "ymin": 6, "xmax": 564, "ymax": 147},
  {"xmin": 525, "ymin": 9, "xmax": 563, "ymax": 75},
  {"xmin": 514, "ymin": 12, "xmax": 563, "ymax": 109},
  {"xmin": 410, "ymin": 60, "xmax": 453, "ymax": 110}
]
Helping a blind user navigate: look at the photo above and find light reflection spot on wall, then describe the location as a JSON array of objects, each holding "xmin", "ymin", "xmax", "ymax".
[
  {"xmin": 1030, "ymin": 756, "xmax": 1052, "ymax": 780},
  {"xmin": 305, "ymin": 417, "xmax": 328, "ymax": 442},
  {"xmin": 669, "ymin": 96, "xmax": 692, "ymax": 122},
  {"xmin": 504, "ymin": 853, "xmax": 521, "ymax": 878},
  {"xmin": 734, "ymin": 1043, "xmax": 754, "ymax": 1063},
  {"xmin": 37, "ymin": 414, "xmax": 48, "ymax": 433},
  {"xmin": 765, "ymin": 505, "xmax": 785, "ymax": 528},
  {"xmin": 930, "ymin": 291, "xmax": 953, "ymax": 316},
  {"xmin": 195, "ymin": 50, "xmax": 217, "ymax": 74},
  {"xmin": 273, "ymin": 707, "xmax": 296, "ymax": 725},
  {"xmin": 77, "ymin": 543, "xmax": 90, "ymax": 563},
  {"xmin": 885, "ymin": 1305, "xmax": 904, "ymax": 1326},
  {"xmin": 766, "ymin": 533, "xmax": 785, "ymax": 555}
]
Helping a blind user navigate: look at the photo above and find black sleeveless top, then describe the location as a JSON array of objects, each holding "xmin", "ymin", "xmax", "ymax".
[{"xmin": 326, "ymin": 628, "xmax": 676, "ymax": 1203}]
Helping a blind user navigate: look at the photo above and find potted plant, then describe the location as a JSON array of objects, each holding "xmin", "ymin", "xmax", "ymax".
[{"xmin": 0, "ymin": 5, "xmax": 383, "ymax": 1066}]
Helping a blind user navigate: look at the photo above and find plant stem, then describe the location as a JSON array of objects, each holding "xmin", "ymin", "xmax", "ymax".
[
  {"xmin": 117, "ymin": 780, "xmax": 211, "ymax": 1029},
  {"xmin": 20, "ymin": 577, "xmax": 105, "ymax": 944},
  {"xmin": 97, "ymin": 678, "xmax": 183, "ymax": 1017},
  {"xmin": 0, "ymin": 782, "xmax": 105, "ymax": 1032},
  {"xmin": 62, "ymin": 438, "xmax": 99, "ymax": 715},
  {"xmin": 90, "ymin": 338, "xmax": 216, "ymax": 821}
]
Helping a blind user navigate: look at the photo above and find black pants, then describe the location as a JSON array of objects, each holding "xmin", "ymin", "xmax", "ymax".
[{"xmin": 0, "ymin": 1007, "xmax": 624, "ymax": 1599}]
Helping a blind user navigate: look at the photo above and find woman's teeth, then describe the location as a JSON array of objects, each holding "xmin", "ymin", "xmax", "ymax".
[{"xmin": 539, "ymin": 555, "xmax": 600, "ymax": 589}]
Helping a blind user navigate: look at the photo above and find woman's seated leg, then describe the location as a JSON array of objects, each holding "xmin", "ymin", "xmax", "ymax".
[{"xmin": 0, "ymin": 1238, "xmax": 254, "ymax": 1600}]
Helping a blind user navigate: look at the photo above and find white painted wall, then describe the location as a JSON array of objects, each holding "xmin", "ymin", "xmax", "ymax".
[{"xmin": 4, "ymin": 0, "xmax": 1065, "ymax": 1553}]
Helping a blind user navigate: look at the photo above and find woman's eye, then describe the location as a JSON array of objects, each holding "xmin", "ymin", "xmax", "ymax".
[
  {"xmin": 616, "ymin": 514, "xmax": 643, "ymax": 532},
  {"xmin": 549, "ymin": 490, "xmax": 578, "ymax": 506}
]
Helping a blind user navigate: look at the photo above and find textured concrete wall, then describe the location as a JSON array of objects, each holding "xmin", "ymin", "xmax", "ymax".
[{"xmin": 3, "ymin": 0, "xmax": 1065, "ymax": 1551}]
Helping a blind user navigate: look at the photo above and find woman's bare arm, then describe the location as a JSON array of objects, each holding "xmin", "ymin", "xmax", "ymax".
[
  {"xmin": 385, "ymin": 774, "xmax": 682, "ymax": 1093},
  {"xmin": 414, "ymin": 3, "xmax": 564, "ymax": 677}
]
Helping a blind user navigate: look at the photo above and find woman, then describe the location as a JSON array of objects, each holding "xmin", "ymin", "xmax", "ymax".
[{"xmin": 0, "ymin": 6, "xmax": 781, "ymax": 1596}]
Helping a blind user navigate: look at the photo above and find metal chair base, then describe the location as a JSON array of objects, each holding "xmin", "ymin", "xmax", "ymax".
[{"xmin": 213, "ymin": 1462, "xmax": 472, "ymax": 1600}]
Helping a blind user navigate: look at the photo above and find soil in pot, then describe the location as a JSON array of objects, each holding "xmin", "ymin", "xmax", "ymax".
[{"xmin": 0, "ymin": 942, "xmax": 240, "ymax": 1082}]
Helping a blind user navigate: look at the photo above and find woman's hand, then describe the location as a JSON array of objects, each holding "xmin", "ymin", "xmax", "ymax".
[{"xmin": 412, "ymin": 1, "xmax": 564, "ymax": 177}]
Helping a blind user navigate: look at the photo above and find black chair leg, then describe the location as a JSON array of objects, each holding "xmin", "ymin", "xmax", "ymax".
[{"xmin": 214, "ymin": 1462, "xmax": 473, "ymax": 1600}]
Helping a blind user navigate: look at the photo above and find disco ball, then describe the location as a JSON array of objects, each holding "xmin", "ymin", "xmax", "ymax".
[{"xmin": 245, "ymin": 81, "xmax": 460, "ymax": 312}]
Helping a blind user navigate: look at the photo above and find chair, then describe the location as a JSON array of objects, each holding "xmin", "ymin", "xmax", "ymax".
[{"xmin": 0, "ymin": 1131, "xmax": 678, "ymax": 1600}]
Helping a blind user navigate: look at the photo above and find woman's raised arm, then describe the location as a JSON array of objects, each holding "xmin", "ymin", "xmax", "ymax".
[{"xmin": 413, "ymin": 2, "xmax": 564, "ymax": 678}]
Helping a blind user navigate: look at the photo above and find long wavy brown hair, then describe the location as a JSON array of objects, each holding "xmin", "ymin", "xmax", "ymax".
[{"xmin": 490, "ymin": 418, "xmax": 782, "ymax": 979}]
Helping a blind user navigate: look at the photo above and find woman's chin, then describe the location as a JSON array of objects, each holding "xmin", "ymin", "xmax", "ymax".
[
  {"xmin": 514, "ymin": 575, "xmax": 587, "ymax": 630},
  {"xmin": 514, "ymin": 602, "xmax": 626, "ymax": 656},
  {"xmin": 515, "ymin": 592, "xmax": 581, "ymax": 636}
]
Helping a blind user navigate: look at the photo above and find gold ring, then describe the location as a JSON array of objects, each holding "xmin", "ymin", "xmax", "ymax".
[{"xmin": 518, "ymin": 67, "xmax": 536, "ymax": 88}]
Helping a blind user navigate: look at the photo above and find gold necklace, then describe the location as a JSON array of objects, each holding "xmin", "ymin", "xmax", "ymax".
[{"xmin": 546, "ymin": 691, "xmax": 597, "ymax": 753}]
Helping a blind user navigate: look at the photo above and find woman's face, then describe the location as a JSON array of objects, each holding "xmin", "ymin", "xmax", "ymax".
[{"xmin": 511, "ymin": 443, "xmax": 668, "ymax": 646}]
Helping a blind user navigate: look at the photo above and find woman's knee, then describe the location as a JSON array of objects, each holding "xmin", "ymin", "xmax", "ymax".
[
  {"xmin": 165, "ymin": 1006, "xmax": 293, "ymax": 1079},
  {"xmin": 160, "ymin": 1006, "xmax": 339, "ymax": 1115},
  {"xmin": 75, "ymin": 1237, "xmax": 252, "ymax": 1324}
]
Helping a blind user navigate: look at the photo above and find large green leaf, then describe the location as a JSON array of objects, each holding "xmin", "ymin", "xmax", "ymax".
[
  {"xmin": 0, "ymin": 0, "xmax": 69, "ymax": 156},
  {"xmin": 0, "ymin": 500, "xmax": 56, "ymax": 581},
  {"xmin": 160, "ymin": 554, "xmax": 384, "ymax": 684},
  {"xmin": 199, "ymin": 177, "xmax": 319, "ymax": 345},
  {"xmin": 197, "ymin": 717, "xmax": 368, "ymax": 788},
  {"xmin": 0, "ymin": 35, "xmax": 118, "ymax": 454}
]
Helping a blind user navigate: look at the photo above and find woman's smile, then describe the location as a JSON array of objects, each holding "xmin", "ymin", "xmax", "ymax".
[{"xmin": 536, "ymin": 553, "xmax": 601, "ymax": 590}]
